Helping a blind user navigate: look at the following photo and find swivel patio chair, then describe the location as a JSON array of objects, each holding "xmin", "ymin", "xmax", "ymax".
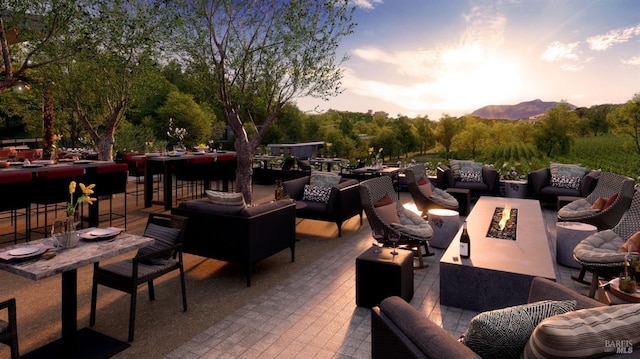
[
  {"xmin": 573, "ymin": 190, "xmax": 640, "ymax": 298},
  {"xmin": 0, "ymin": 298, "xmax": 19, "ymax": 359},
  {"xmin": 359, "ymin": 176, "xmax": 433, "ymax": 268},
  {"xmin": 90, "ymin": 213, "xmax": 188, "ymax": 342},
  {"xmin": 558, "ymin": 172, "xmax": 635, "ymax": 230},
  {"xmin": 404, "ymin": 164, "xmax": 458, "ymax": 217}
]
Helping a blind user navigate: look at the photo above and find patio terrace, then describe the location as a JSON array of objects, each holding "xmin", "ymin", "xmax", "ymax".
[{"xmin": 0, "ymin": 180, "xmax": 591, "ymax": 358}]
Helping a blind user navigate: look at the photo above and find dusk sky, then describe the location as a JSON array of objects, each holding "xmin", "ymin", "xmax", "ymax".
[{"xmin": 296, "ymin": 0, "xmax": 640, "ymax": 120}]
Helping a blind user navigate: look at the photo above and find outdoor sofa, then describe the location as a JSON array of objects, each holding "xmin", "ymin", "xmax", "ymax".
[
  {"xmin": 171, "ymin": 197, "xmax": 296, "ymax": 286},
  {"xmin": 527, "ymin": 165, "xmax": 600, "ymax": 204},
  {"xmin": 282, "ymin": 173, "xmax": 362, "ymax": 237},
  {"xmin": 436, "ymin": 161, "xmax": 500, "ymax": 198},
  {"xmin": 371, "ymin": 277, "xmax": 640, "ymax": 359}
]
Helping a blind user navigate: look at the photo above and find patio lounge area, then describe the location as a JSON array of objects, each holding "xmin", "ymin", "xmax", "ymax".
[{"xmin": 0, "ymin": 180, "xmax": 592, "ymax": 358}]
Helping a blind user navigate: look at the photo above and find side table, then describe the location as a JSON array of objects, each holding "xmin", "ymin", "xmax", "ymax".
[
  {"xmin": 503, "ymin": 180, "xmax": 527, "ymax": 198},
  {"xmin": 445, "ymin": 188, "xmax": 470, "ymax": 216},
  {"xmin": 598, "ymin": 279, "xmax": 640, "ymax": 305},
  {"xmin": 355, "ymin": 246, "xmax": 414, "ymax": 308},
  {"xmin": 427, "ymin": 209, "xmax": 460, "ymax": 249},
  {"xmin": 556, "ymin": 221, "xmax": 597, "ymax": 269}
]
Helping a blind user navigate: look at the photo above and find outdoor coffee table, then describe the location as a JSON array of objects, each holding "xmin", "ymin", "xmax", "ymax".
[
  {"xmin": 439, "ymin": 196, "xmax": 555, "ymax": 311},
  {"xmin": 0, "ymin": 230, "xmax": 153, "ymax": 359}
]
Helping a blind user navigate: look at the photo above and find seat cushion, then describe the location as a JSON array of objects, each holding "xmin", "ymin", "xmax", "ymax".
[
  {"xmin": 430, "ymin": 188, "xmax": 459, "ymax": 209},
  {"xmin": 573, "ymin": 230, "xmax": 627, "ymax": 264},
  {"xmin": 558, "ymin": 198, "xmax": 599, "ymax": 219},
  {"xmin": 523, "ymin": 304, "xmax": 640, "ymax": 359},
  {"xmin": 462, "ymin": 300, "xmax": 576, "ymax": 359}
]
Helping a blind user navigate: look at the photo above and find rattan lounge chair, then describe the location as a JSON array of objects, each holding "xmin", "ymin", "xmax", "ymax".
[{"xmin": 404, "ymin": 164, "xmax": 458, "ymax": 216}]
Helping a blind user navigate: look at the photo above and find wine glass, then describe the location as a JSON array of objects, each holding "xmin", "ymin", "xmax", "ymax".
[
  {"xmin": 389, "ymin": 230, "xmax": 400, "ymax": 255},
  {"xmin": 51, "ymin": 220, "xmax": 66, "ymax": 248},
  {"xmin": 372, "ymin": 228, "xmax": 384, "ymax": 253}
]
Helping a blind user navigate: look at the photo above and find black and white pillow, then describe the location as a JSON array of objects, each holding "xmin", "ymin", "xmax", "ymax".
[
  {"xmin": 460, "ymin": 170, "xmax": 482, "ymax": 183},
  {"xmin": 302, "ymin": 184, "xmax": 332, "ymax": 203},
  {"xmin": 550, "ymin": 173, "xmax": 581, "ymax": 189},
  {"xmin": 462, "ymin": 300, "xmax": 576, "ymax": 359}
]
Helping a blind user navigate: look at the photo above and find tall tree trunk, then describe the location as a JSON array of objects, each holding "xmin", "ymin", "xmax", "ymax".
[
  {"xmin": 234, "ymin": 138, "xmax": 254, "ymax": 204},
  {"xmin": 42, "ymin": 90, "xmax": 55, "ymax": 159},
  {"xmin": 97, "ymin": 135, "xmax": 114, "ymax": 161}
]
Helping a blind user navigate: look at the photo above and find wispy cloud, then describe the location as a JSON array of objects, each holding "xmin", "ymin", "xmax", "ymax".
[
  {"xmin": 541, "ymin": 41, "xmax": 580, "ymax": 62},
  {"xmin": 351, "ymin": 0, "xmax": 383, "ymax": 9},
  {"xmin": 587, "ymin": 24, "xmax": 640, "ymax": 51},
  {"xmin": 622, "ymin": 55, "xmax": 640, "ymax": 66}
]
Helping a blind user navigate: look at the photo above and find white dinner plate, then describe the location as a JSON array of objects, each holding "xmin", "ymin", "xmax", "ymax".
[
  {"xmin": 90, "ymin": 228, "xmax": 117, "ymax": 236},
  {"xmin": 73, "ymin": 160, "xmax": 92, "ymax": 164},
  {"xmin": 32, "ymin": 160, "xmax": 54, "ymax": 165},
  {"xmin": 9, "ymin": 246, "xmax": 41, "ymax": 256}
]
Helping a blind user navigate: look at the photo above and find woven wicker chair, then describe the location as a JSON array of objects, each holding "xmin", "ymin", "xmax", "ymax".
[
  {"xmin": 558, "ymin": 172, "xmax": 635, "ymax": 230},
  {"xmin": 404, "ymin": 164, "xmax": 458, "ymax": 216},
  {"xmin": 359, "ymin": 176, "xmax": 433, "ymax": 268},
  {"xmin": 573, "ymin": 190, "xmax": 640, "ymax": 298}
]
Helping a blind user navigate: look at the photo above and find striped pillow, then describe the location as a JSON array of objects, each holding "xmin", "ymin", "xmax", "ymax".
[
  {"xmin": 462, "ymin": 300, "xmax": 576, "ymax": 359},
  {"xmin": 523, "ymin": 304, "xmax": 640, "ymax": 358}
]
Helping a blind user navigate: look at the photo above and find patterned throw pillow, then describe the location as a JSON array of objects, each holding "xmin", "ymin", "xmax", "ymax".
[
  {"xmin": 522, "ymin": 304, "xmax": 640, "ymax": 359},
  {"xmin": 460, "ymin": 170, "xmax": 482, "ymax": 183},
  {"xmin": 459, "ymin": 161, "xmax": 483, "ymax": 183},
  {"xmin": 550, "ymin": 173, "xmax": 581, "ymax": 189},
  {"xmin": 462, "ymin": 300, "xmax": 576, "ymax": 359},
  {"xmin": 302, "ymin": 184, "xmax": 332, "ymax": 203}
]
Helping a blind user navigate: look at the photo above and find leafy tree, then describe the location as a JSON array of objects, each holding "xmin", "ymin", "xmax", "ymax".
[
  {"xmin": 434, "ymin": 114, "xmax": 460, "ymax": 156},
  {"xmin": 586, "ymin": 104, "xmax": 613, "ymax": 136},
  {"xmin": 393, "ymin": 116, "xmax": 419, "ymax": 158},
  {"xmin": 413, "ymin": 116, "xmax": 435, "ymax": 155},
  {"xmin": 177, "ymin": 0, "xmax": 356, "ymax": 202},
  {"xmin": 533, "ymin": 102, "xmax": 576, "ymax": 157},
  {"xmin": 455, "ymin": 119, "xmax": 490, "ymax": 158},
  {"xmin": 155, "ymin": 91, "xmax": 218, "ymax": 148},
  {"xmin": 608, "ymin": 93, "xmax": 640, "ymax": 154},
  {"xmin": 52, "ymin": 0, "xmax": 177, "ymax": 160},
  {"xmin": 0, "ymin": 1, "xmax": 88, "ymax": 93}
]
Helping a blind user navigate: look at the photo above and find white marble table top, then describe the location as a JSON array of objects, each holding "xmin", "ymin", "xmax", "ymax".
[{"xmin": 0, "ymin": 229, "xmax": 154, "ymax": 280}]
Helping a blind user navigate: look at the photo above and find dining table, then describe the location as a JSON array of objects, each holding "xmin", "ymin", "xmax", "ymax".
[
  {"xmin": 0, "ymin": 229, "xmax": 154, "ymax": 359},
  {"xmin": 136, "ymin": 151, "xmax": 236, "ymax": 210},
  {"xmin": 311, "ymin": 157, "xmax": 346, "ymax": 172}
]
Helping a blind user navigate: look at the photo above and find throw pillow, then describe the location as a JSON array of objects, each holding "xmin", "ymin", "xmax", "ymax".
[
  {"xmin": 310, "ymin": 171, "xmax": 341, "ymax": 188},
  {"xmin": 449, "ymin": 159, "xmax": 461, "ymax": 178},
  {"xmin": 375, "ymin": 202, "xmax": 400, "ymax": 224},
  {"xmin": 418, "ymin": 182, "xmax": 433, "ymax": 197},
  {"xmin": 462, "ymin": 300, "xmax": 576, "ymax": 359},
  {"xmin": 590, "ymin": 197, "xmax": 606, "ymax": 211},
  {"xmin": 459, "ymin": 161, "xmax": 483, "ymax": 183},
  {"xmin": 374, "ymin": 193, "xmax": 394, "ymax": 208},
  {"xmin": 550, "ymin": 173, "xmax": 581, "ymax": 189},
  {"xmin": 619, "ymin": 231, "xmax": 640, "ymax": 253},
  {"xmin": 137, "ymin": 223, "xmax": 182, "ymax": 264},
  {"xmin": 205, "ymin": 190, "xmax": 246, "ymax": 207},
  {"xmin": 603, "ymin": 193, "xmax": 618, "ymax": 210},
  {"xmin": 522, "ymin": 304, "xmax": 640, "ymax": 359},
  {"xmin": 417, "ymin": 176, "xmax": 428, "ymax": 186},
  {"xmin": 302, "ymin": 184, "xmax": 332, "ymax": 203}
]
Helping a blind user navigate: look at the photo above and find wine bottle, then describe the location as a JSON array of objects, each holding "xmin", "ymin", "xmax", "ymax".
[
  {"xmin": 460, "ymin": 221, "xmax": 470, "ymax": 258},
  {"xmin": 274, "ymin": 180, "xmax": 284, "ymax": 200}
]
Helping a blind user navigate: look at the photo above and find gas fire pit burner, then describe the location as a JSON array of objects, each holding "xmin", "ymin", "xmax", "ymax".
[{"xmin": 487, "ymin": 207, "xmax": 518, "ymax": 240}]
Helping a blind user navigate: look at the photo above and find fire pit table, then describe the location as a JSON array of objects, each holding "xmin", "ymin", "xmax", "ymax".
[{"xmin": 439, "ymin": 196, "xmax": 555, "ymax": 311}]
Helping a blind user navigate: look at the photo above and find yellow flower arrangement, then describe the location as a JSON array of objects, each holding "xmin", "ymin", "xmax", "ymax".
[{"xmin": 66, "ymin": 181, "xmax": 96, "ymax": 217}]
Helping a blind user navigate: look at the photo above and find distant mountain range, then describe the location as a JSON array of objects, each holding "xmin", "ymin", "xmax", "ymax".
[{"xmin": 471, "ymin": 99, "xmax": 576, "ymax": 120}]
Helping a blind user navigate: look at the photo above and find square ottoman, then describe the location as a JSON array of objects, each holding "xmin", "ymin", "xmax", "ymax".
[{"xmin": 356, "ymin": 246, "xmax": 414, "ymax": 308}]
